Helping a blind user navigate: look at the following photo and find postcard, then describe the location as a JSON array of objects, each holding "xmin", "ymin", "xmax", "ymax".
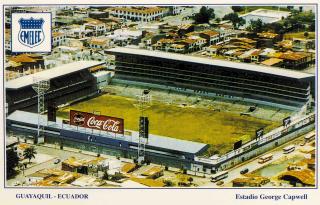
[{"xmin": 0, "ymin": 0, "xmax": 318, "ymax": 204}]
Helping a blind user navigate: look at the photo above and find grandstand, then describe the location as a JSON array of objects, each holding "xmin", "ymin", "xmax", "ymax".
[
  {"xmin": 6, "ymin": 61, "xmax": 104, "ymax": 114},
  {"xmin": 106, "ymin": 47, "xmax": 314, "ymax": 110}
]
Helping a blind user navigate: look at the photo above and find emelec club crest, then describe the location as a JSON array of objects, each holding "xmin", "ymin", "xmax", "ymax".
[{"xmin": 18, "ymin": 17, "xmax": 45, "ymax": 48}]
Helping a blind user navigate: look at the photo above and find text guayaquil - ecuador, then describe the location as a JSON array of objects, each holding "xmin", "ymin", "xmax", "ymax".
[{"xmin": 236, "ymin": 193, "xmax": 308, "ymax": 201}]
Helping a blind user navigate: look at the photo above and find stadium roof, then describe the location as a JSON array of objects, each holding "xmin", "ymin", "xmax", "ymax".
[
  {"xmin": 106, "ymin": 47, "xmax": 314, "ymax": 80},
  {"xmin": 6, "ymin": 61, "xmax": 105, "ymax": 89},
  {"xmin": 7, "ymin": 110, "xmax": 208, "ymax": 155}
]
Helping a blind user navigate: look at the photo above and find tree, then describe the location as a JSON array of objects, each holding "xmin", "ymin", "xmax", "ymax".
[
  {"xmin": 188, "ymin": 177, "xmax": 194, "ymax": 184},
  {"xmin": 231, "ymin": 6, "xmax": 244, "ymax": 13},
  {"xmin": 23, "ymin": 146, "xmax": 37, "ymax": 163},
  {"xmin": 287, "ymin": 6, "xmax": 294, "ymax": 11},
  {"xmin": 223, "ymin": 12, "xmax": 246, "ymax": 29},
  {"xmin": 248, "ymin": 19, "xmax": 264, "ymax": 33},
  {"xmin": 304, "ymin": 32, "xmax": 309, "ymax": 38},
  {"xmin": 299, "ymin": 6, "xmax": 303, "ymax": 12},
  {"xmin": 6, "ymin": 149, "xmax": 19, "ymax": 179},
  {"xmin": 193, "ymin": 6, "xmax": 215, "ymax": 24}
]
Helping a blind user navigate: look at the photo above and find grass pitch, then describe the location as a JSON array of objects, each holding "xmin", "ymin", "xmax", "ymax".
[{"xmin": 57, "ymin": 94, "xmax": 279, "ymax": 154}]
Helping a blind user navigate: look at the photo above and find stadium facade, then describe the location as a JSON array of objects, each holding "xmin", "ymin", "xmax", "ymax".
[
  {"xmin": 6, "ymin": 61, "xmax": 103, "ymax": 114},
  {"xmin": 106, "ymin": 47, "xmax": 315, "ymax": 110}
]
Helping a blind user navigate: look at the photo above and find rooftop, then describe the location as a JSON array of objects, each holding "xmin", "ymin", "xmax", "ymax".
[
  {"xmin": 7, "ymin": 110, "xmax": 209, "ymax": 155},
  {"xmin": 107, "ymin": 47, "xmax": 314, "ymax": 80},
  {"xmin": 6, "ymin": 61, "xmax": 104, "ymax": 89}
]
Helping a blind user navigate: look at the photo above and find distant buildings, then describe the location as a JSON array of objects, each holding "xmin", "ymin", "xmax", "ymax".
[
  {"xmin": 240, "ymin": 9, "xmax": 291, "ymax": 28},
  {"xmin": 109, "ymin": 7, "xmax": 168, "ymax": 22}
]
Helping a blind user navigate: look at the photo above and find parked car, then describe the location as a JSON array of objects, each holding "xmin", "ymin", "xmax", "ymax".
[
  {"xmin": 240, "ymin": 168, "xmax": 249, "ymax": 175},
  {"xmin": 53, "ymin": 158, "xmax": 61, "ymax": 164}
]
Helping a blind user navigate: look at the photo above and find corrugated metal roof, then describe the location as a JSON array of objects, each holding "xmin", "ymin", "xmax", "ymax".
[
  {"xmin": 106, "ymin": 47, "xmax": 314, "ymax": 79},
  {"xmin": 7, "ymin": 110, "xmax": 208, "ymax": 154},
  {"xmin": 6, "ymin": 61, "xmax": 105, "ymax": 89}
]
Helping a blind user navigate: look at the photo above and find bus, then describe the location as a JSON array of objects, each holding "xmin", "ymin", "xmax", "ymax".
[
  {"xmin": 211, "ymin": 171, "xmax": 228, "ymax": 183},
  {"xmin": 283, "ymin": 145, "xmax": 295, "ymax": 154},
  {"xmin": 258, "ymin": 153, "xmax": 273, "ymax": 164},
  {"xmin": 304, "ymin": 131, "xmax": 315, "ymax": 142}
]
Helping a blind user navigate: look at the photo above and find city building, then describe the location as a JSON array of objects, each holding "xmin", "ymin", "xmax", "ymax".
[
  {"xmin": 108, "ymin": 7, "xmax": 168, "ymax": 22},
  {"xmin": 240, "ymin": 9, "xmax": 291, "ymax": 28}
]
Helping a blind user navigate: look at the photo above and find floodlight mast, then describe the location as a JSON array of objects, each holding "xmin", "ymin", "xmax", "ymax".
[
  {"xmin": 137, "ymin": 90, "xmax": 151, "ymax": 165},
  {"xmin": 31, "ymin": 77, "xmax": 50, "ymax": 144}
]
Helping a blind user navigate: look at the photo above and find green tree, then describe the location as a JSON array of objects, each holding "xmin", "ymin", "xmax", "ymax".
[
  {"xmin": 299, "ymin": 6, "xmax": 303, "ymax": 12},
  {"xmin": 248, "ymin": 19, "xmax": 264, "ymax": 33},
  {"xmin": 223, "ymin": 12, "xmax": 246, "ymax": 29},
  {"xmin": 304, "ymin": 32, "xmax": 309, "ymax": 38},
  {"xmin": 23, "ymin": 146, "xmax": 37, "ymax": 163},
  {"xmin": 188, "ymin": 177, "xmax": 194, "ymax": 184},
  {"xmin": 287, "ymin": 6, "xmax": 294, "ymax": 11},
  {"xmin": 6, "ymin": 149, "xmax": 19, "ymax": 179},
  {"xmin": 231, "ymin": 6, "xmax": 244, "ymax": 13},
  {"xmin": 193, "ymin": 6, "xmax": 215, "ymax": 24}
]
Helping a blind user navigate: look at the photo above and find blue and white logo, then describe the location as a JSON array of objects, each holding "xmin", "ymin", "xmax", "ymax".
[
  {"xmin": 12, "ymin": 13, "xmax": 51, "ymax": 52},
  {"xmin": 18, "ymin": 17, "xmax": 45, "ymax": 48}
]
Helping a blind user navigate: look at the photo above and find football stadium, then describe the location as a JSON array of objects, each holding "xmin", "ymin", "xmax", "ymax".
[{"xmin": 6, "ymin": 48, "xmax": 315, "ymax": 173}]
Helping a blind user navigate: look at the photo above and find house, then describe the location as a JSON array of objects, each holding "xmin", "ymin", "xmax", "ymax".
[
  {"xmin": 52, "ymin": 32, "xmax": 67, "ymax": 47},
  {"xmin": 84, "ymin": 18, "xmax": 107, "ymax": 36},
  {"xmin": 269, "ymin": 51, "xmax": 312, "ymax": 69},
  {"xmin": 71, "ymin": 175, "xmax": 105, "ymax": 187},
  {"xmin": 152, "ymin": 38, "xmax": 176, "ymax": 52},
  {"xmin": 169, "ymin": 44, "xmax": 186, "ymax": 53},
  {"xmin": 238, "ymin": 49, "xmax": 262, "ymax": 63},
  {"xmin": 232, "ymin": 175, "xmax": 270, "ymax": 187},
  {"xmin": 89, "ymin": 11, "xmax": 109, "ymax": 19},
  {"xmin": 275, "ymin": 40, "xmax": 293, "ymax": 51},
  {"xmin": 260, "ymin": 58, "xmax": 283, "ymax": 67},
  {"xmin": 108, "ymin": 7, "xmax": 168, "ymax": 22},
  {"xmin": 64, "ymin": 24, "xmax": 87, "ymax": 39},
  {"xmin": 186, "ymin": 35, "xmax": 207, "ymax": 51},
  {"xmin": 256, "ymin": 32, "xmax": 281, "ymax": 48},
  {"xmin": 259, "ymin": 48, "xmax": 276, "ymax": 61},
  {"xmin": 87, "ymin": 37, "xmax": 111, "ymax": 50},
  {"xmin": 7, "ymin": 54, "xmax": 44, "ymax": 73},
  {"xmin": 141, "ymin": 166, "xmax": 164, "ymax": 179},
  {"xmin": 26, "ymin": 172, "xmax": 52, "ymax": 185},
  {"xmin": 178, "ymin": 24, "xmax": 195, "ymax": 36},
  {"xmin": 224, "ymin": 49, "xmax": 244, "ymax": 61},
  {"xmin": 108, "ymin": 28, "xmax": 143, "ymax": 46},
  {"xmin": 199, "ymin": 30, "xmax": 220, "ymax": 45},
  {"xmin": 292, "ymin": 38, "xmax": 315, "ymax": 52},
  {"xmin": 205, "ymin": 45, "xmax": 222, "ymax": 56}
]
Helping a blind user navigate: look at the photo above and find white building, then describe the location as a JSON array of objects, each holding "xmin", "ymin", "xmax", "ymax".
[
  {"xmin": 84, "ymin": 19, "xmax": 107, "ymax": 36},
  {"xmin": 109, "ymin": 7, "xmax": 168, "ymax": 22},
  {"xmin": 240, "ymin": 9, "xmax": 291, "ymax": 28},
  {"xmin": 52, "ymin": 32, "xmax": 67, "ymax": 47}
]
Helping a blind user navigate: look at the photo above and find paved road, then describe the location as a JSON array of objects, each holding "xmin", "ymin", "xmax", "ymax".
[
  {"xmin": 203, "ymin": 132, "xmax": 314, "ymax": 187},
  {"xmin": 7, "ymin": 145, "xmax": 98, "ymax": 186}
]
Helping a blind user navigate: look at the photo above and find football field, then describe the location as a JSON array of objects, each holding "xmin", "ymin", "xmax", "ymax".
[{"xmin": 57, "ymin": 94, "xmax": 279, "ymax": 155}]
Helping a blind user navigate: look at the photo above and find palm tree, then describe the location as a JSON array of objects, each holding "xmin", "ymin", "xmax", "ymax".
[{"xmin": 23, "ymin": 146, "xmax": 37, "ymax": 163}]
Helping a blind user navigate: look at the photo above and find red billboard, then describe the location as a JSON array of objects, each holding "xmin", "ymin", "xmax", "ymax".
[{"xmin": 69, "ymin": 110, "xmax": 124, "ymax": 134}]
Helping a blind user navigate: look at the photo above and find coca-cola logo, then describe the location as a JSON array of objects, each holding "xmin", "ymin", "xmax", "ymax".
[
  {"xmin": 87, "ymin": 116, "xmax": 121, "ymax": 132},
  {"xmin": 73, "ymin": 113, "xmax": 85, "ymax": 126},
  {"xmin": 69, "ymin": 110, "xmax": 124, "ymax": 134}
]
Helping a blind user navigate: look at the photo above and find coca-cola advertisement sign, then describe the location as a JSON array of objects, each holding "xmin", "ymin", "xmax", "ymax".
[{"xmin": 69, "ymin": 110, "xmax": 124, "ymax": 134}]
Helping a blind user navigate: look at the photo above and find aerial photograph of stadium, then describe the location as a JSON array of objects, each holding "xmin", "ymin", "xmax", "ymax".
[{"xmin": 4, "ymin": 5, "xmax": 316, "ymax": 188}]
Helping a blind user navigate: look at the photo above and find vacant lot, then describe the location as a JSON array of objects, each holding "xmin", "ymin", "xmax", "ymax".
[{"xmin": 57, "ymin": 95, "xmax": 279, "ymax": 154}]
